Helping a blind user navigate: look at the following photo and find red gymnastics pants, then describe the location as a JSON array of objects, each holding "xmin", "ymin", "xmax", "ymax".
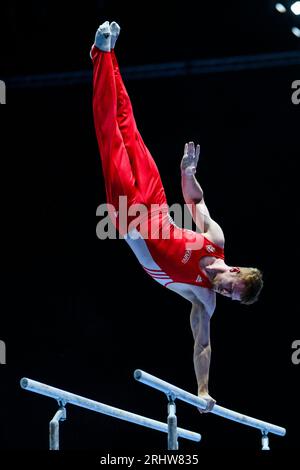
[{"xmin": 92, "ymin": 47, "xmax": 167, "ymax": 234}]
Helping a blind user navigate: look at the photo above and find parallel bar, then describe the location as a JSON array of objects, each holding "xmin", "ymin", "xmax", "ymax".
[
  {"xmin": 20, "ymin": 378, "xmax": 201, "ymax": 442},
  {"xmin": 134, "ymin": 370, "xmax": 286, "ymax": 437}
]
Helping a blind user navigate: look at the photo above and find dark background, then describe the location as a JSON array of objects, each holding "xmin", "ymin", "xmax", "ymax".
[{"xmin": 0, "ymin": 0, "xmax": 299, "ymax": 459}]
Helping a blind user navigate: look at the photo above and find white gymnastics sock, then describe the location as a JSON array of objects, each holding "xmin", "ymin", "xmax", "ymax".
[
  {"xmin": 110, "ymin": 22, "xmax": 121, "ymax": 49},
  {"xmin": 94, "ymin": 21, "xmax": 111, "ymax": 52}
]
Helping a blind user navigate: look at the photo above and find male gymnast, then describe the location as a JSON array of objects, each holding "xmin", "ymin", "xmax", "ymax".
[{"xmin": 91, "ymin": 21, "xmax": 263, "ymax": 412}]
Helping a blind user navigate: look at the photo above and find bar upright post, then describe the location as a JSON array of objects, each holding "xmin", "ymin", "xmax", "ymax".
[
  {"xmin": 167, "ymin": 397, "xmax": 178, "ymax": 451},
  {"xmin": 49, "ymin": 404, "xmax": 66, "ymax": 450},
  {"xmin": 261, "ymin": 431, "xmax": 270, "ymax": 451}
]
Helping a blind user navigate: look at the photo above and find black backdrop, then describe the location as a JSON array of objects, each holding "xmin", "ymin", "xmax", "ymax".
[{"xmin": 1, "ymin": 0, "xmax": 299, "ymax": 461}]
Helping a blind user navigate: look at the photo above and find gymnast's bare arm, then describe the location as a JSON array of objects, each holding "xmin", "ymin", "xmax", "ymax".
[
  {"xmin": 190, "ymin": 302, "xmax": 216, "ymax": 413},
  {"xmin": 181, "ymin": 142, "xmax": 225, "ymax": 248}
]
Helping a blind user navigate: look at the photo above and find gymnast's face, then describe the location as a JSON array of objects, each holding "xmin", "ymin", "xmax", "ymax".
[{"xmin": 212, "ymin": 271, "xmax": 245, "ymax": 301}]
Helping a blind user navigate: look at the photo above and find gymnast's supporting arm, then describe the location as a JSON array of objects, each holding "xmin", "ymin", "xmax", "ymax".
[{"xmin": 190, "ymin": 303, "xmax": 216, "ymax": 412}]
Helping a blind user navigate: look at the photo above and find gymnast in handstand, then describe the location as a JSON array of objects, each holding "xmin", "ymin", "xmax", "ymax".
[{"xmin": 91, "ymin": 21, "xmax": 263, "ymax": 412}]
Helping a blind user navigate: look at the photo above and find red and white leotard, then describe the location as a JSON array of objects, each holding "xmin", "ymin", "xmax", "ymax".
[
  {"xmin": 92, "ymin": 47, "xmax": 225, "ymax": 290},
  {"xmin": 125, "ymin": 218, "xmax": 224, "ymax": 289}
]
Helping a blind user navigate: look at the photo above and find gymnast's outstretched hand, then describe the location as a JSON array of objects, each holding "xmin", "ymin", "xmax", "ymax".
[
  {"xmin": 181, "ymin": 141, "xmax": 200, "ymax": 176},
  {"xmin": 197, "ymin": 392, "xmax": 216, "ymax": 414}
]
